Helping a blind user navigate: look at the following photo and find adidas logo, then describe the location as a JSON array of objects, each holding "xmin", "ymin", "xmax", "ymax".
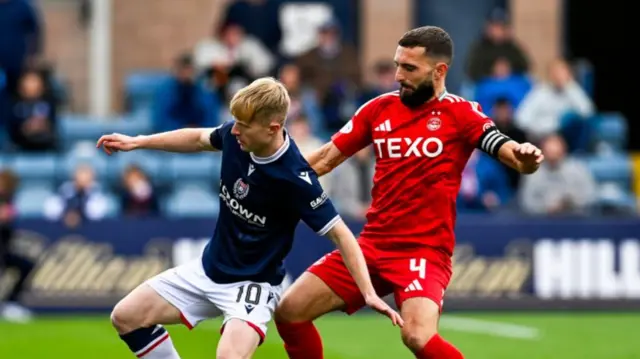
[
  {"xmin": 374, "ymin": 119, "xmax": 391, "ymax": 132},
  {"xmin": 404, "ymin": 279, "xmax": 424, "ymax": 292}
]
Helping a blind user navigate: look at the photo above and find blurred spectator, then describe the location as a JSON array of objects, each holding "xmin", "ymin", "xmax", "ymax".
[
  {"xmin": 295, "ymin": 18, "xmax": 360, "ymax": 132},
  {"xmin": 457, "ymin": 150, "xmax": 512, "ymax": 212},
  {"xmin": 328, "ymin": 148, "xmax": 373, "ymax": 220},
  {"xmin": 44, "ymin": 164, "xmax": 109, "ymax": 227},
  {"xmin": 0, "ymin": 0, "xmax": 42, "ymax": 96},
  {"xmin": 153, "ymin": 54, "xmax": 219, "ymax": 132},
  {"xmin": 7, "ymin": 69, "xmax": 58, "ymax": 151},
  {"xmin": 0, "ymin": 169, "xmax": 35, "ymax": 323},
  {"xmin": 465, "ymin": 8, "xmax": 529, "ymax": 82},
  {"xmin": 120, "ymin": 165, "xmax": 159, "ymax": 217},
  {"xmin": 287, "ymin": 115, "xmax": 331, "ymax": 192},
  {"xmin": 278, "ymin": 63, "xmax": 323, "ymax": 135},
  {"xmin": 491, "ymin": 97, "xmax": 528, "ymax": 189},
  {"xmin": 516, "ymin": 59, "xmax": 595, "ymax": 152},
  {"xmin": 222, "ymin": 0, "xmax": 282, "ymax": 53},
  {"xmin": 358, "ymin": 60, "xmax": 400, "ymax": 104},
  {"xmin": 473, "ymin": 57, "xmax": 532, "ymax": 114},
  {"xmin": 520, "ymin": 134, "xmax": 596, "ymax": 215},
  {"xmin": 194, "ymin": 21, "xmax": 275, "ymax": 95}
]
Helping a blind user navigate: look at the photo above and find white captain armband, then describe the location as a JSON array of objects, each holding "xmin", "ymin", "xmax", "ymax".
[{"xmin": 477, "ymin": 126, "xmax": 511, "ymax": 157}]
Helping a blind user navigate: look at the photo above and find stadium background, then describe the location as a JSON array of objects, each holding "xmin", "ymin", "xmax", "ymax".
[{"xmin": 0, "ymin": 0, "xmax": 637, "ymax": 358}]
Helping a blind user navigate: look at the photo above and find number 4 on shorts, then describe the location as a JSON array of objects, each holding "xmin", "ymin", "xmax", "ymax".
[{"xmin": 410, "ymin": 258, "xmax": 426, "ymax": 279}]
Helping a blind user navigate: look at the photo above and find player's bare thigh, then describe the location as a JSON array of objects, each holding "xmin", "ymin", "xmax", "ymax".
[
  {"xmin": 399, "ymin": 297, "xmax": 440, "ymax": 352},
  {"xmin": 110, "ymin": 283, "xmax": 182, "ymax": 334},
  {"xmin": 216, "ymin": 319, "xmax": 261, "ymax": 359},
  {"xmin": 275, "ymin": 272, "xmax": 346, "ymax": 323}
]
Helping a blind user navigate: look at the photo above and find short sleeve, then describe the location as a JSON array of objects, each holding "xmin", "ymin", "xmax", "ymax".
[
  {"xmin": 292, "ymin": 170, "xmax": 341, "ymax": 236},
  {"xmin": 459, "ymin": 101, "xmax": 510, "ymax": 157},
  {"xmin": 331, "ymin": 97, "xmax": 378, "ymax": 158},
  {"xmin": 209, "ymin": 121, "xmax": 234, "ymax": 150}
]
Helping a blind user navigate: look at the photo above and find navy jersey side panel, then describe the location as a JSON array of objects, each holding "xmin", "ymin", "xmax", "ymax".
[
  {"xmin": 209, "ymin": 121, "xmax": 233, "ymax": 150},
  {"xmin": 291, "ymin": 169, "xmax": 340, "ymax": 236}
]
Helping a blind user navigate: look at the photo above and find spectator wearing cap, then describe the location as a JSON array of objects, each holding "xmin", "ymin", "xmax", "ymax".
[
  {"xmin": 465, "ymin": 8, "xmax": 530, "ymax": 82},
  {"xmin": 153, "ymin": 53, "xmax": 219, "ymax": 132},
  {"xmin": 295, "ymin": 18, "xmax": 361, "ymax": 132}
]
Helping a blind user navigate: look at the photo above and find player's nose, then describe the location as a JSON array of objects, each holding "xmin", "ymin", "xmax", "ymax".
[{"xmin": 230, "ymin": 123, "xmax": 240, "ymax": 136}]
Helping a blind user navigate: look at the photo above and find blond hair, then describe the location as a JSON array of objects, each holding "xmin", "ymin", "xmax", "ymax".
[{"xmin": 230, "ymin": 77, "xmax": 291, "ymax": 125}]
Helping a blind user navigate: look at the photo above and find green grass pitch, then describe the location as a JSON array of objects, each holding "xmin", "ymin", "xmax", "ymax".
[{"xmin": 0, "ymin": 312, "xmax": 637, "ymax": 358}]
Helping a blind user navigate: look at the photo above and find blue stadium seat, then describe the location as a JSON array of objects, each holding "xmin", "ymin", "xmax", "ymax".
[
  {"xmin": 592, "ymin": 112, "xmax": 628, "ymax": 150},
  {"xmin": 58, "ymin": 112, "xmax": 152, "ymax": 149},
  {"xmin": 125, "ymin": 71, "xmax": 172, "ymax": 111},
  {"xmin": 584, "ymin": 153, "xmax": 632, "ymax": 190},
  {"xmin": 595, "ymin": 182, "xmax": 637, "ymax": 214},
  {"xmin": 58, "ymin": 150, "xmax": 109, "ymax": 182},
  {"xmin": 18, "ymin": 179, "xmax": 55, "ymax": 192},
  {"xmin": 164, "ymin": 185, "xmax": 220, "ymax": 218},
  {"xmin": 14, "ymin": 185, "xmax": 54, "ymax": 218},
  {"xmin": 168, "ymin": 153, "xmax": 222, "ymax": 184},
  {"xmin": 58, "ymin": 114, "xmax": 106, "ymax": 144},
  {"xmin": 108, "ymin": 150, "xmax": 166, "ymax": 185},
  {"xmin": 7, "ymin": 153, "xmax": 58, "ymax": 181}
]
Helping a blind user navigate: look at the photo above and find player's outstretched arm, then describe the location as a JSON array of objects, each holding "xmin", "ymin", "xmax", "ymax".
[
  {"xmin": 325, "ymin": 220, "xmax": 404, "ymax": 327},
  {"xmin": 96, "ymin": 128, "xmax": 218, "ymax": 155},
  {"xmin": 497, "ymin": 140, "xmax": 544, "ymax": 174},
  {"xmin": 306, "ymin": 142, "xmax": 348, "ymax": 177}
]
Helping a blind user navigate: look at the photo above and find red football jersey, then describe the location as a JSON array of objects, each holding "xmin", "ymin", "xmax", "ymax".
[{"xmin": 332, "ymin": 90, "xmax": 507, "ymax": 260}]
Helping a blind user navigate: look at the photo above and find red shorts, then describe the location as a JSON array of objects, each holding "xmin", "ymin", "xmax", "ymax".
[{"xmin": 307, "ymin": 239, "xmax": 452, "ymax": 314}]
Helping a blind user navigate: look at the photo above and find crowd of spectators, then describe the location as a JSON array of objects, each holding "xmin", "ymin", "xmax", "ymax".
[{"xmin": 0, "ymin": 1, "xmax": 627, "ymax": 226}]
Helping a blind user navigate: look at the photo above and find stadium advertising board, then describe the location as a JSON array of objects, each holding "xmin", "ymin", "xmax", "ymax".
[{"xmin": 3, "ymin": 216, "xmax": 640, "ymax": 311}]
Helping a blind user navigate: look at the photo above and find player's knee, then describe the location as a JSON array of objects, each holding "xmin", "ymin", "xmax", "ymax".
[
  {"xmin": 110, "ymin": 300, "xmax": 149, "ymax": 334},
  {"xmin": 401, "ymin": 321, "xmax": 437, "ymax": 352},
  {"xmin": 110, "ymin": 304, "xmax": 134, "ymax": 334},
  {"xmin": 274, "ymin": 293, "xmax": 303, "ymax": 323}
]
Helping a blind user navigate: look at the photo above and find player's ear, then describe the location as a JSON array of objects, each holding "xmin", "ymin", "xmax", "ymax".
[
  {"xmin": 434, "ymin": 62, "xmax": 448, "ymax": 80},
  {"xmin": 269, "ymin": 121, "xmax": 282, "ymax": 135}
]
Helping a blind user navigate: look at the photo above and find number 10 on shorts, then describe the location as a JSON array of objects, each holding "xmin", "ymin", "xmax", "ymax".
[{"xmin": 410, "ymin": 258, "xmax": 426, "ymax": 279}]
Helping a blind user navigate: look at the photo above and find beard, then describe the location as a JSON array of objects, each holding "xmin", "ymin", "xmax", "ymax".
[{"xmin": 399, "ymin": 74, "xmax": 436, "ymax": 108}]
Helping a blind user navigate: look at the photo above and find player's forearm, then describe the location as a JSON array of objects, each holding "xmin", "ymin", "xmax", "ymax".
[
  {"xmin": 135, "ymin": 128, "xmax": 213, "ymax": 153},
  {"xmin": 306, "ymin": 142, "xmax": 347, "ymax": 177},
  {"xmin": 326, "ymin": 221, "xmax": 377, "ymax": 298},
  {"xmin": 306, "ymin": 145, "xmax": 330, "ymax": 176}
]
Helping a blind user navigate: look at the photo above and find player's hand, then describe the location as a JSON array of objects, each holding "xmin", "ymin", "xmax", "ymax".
[
  {"xmin": 96, "ymin": 133, "xmax": 139, "ymax": 155},
  {"xmin": 513, "ymin": 142, "xmax": 544, "ymax": 174},
  {"xmin": 364, "ymin": 294, "xmax": 404, "ymax": 327}
]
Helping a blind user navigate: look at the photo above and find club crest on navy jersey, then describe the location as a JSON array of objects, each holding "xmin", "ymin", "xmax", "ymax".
[{"xmin": 233, "ymin": 178, "xmax": 250, "ymax": 199}]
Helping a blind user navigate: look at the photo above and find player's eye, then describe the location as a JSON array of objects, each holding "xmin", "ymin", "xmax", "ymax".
[{"xmin": 403, "ymin": 65, "xmax": 416, "ymax": 72}]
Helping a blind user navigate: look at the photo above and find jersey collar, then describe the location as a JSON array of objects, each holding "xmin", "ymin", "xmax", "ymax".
[
  {"xmin": 250, "ymin": 131, "xmax": 290, "ymax": 164},
  {"xmin": 437, "ymin": 88, "xmax": 448, "ymax": 101}
]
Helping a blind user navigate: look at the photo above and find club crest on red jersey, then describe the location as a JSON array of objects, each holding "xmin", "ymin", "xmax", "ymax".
[{"xmin": 427, "ymin": 117, "xmax": 441, "ymax": 131}]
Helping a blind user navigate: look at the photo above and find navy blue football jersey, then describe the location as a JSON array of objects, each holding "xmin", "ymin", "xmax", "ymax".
[{"xmin": 201, "ymin": 121, "xmax": 340, "ymax": 285}]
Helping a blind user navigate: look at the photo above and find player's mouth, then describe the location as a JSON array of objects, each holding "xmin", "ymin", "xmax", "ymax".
[{"xmin": 400, "ymin": 85, "xmax": 415, "ymax": 92}]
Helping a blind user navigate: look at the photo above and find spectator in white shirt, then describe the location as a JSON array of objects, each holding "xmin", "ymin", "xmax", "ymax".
[{"xmin": 516, "ymin": 59, "xmax": 594, "ymax": 152}]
